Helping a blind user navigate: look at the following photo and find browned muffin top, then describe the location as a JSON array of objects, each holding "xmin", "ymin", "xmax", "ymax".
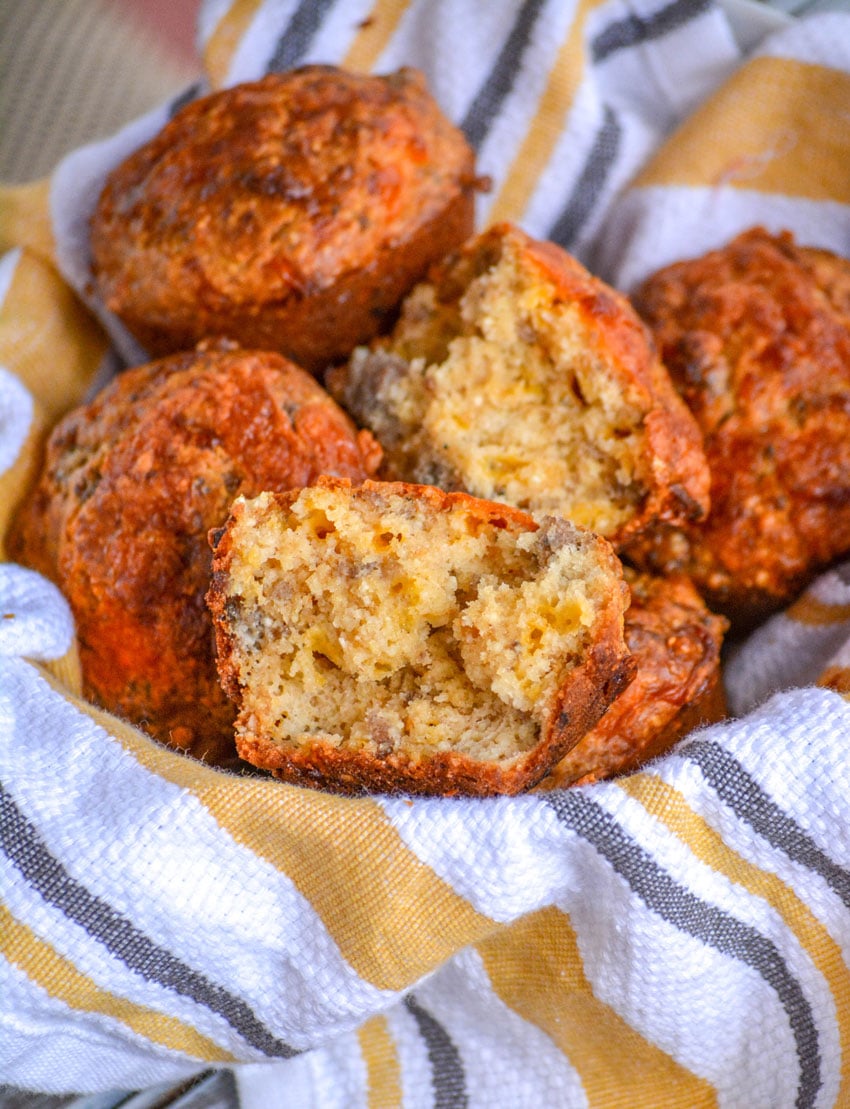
[
  {"xmin": 9, "ymin": 346, "xmax": 381, "ymax": 763},
  {"xmin": 629, "ymin": 227, "xmax": 850, "ymax": 627},
  {"xmin": 90, "ymin": 66, "xmax": 480, "ymax": 371}
]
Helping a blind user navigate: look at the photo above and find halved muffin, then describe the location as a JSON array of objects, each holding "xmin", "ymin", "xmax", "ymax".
[
  {"xmin": 9, "ymin": 347, "xmax": 381, "ymax": 763},
  {"xmin": 207, "ymin": 478, "xmax": 635, "ymax": 796},
  {"xmin": 328, "ymin": 223, "xmax": 709, "ymax": 548}
]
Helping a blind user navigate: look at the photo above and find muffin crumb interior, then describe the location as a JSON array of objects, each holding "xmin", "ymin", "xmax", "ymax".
[{"xmin": 219, "ymin": 485, "xmax": 615, "ymax": 764}]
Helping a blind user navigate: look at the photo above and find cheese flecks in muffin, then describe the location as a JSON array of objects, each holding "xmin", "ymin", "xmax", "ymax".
[
  {"xmin": 207, "ymin": 478, "xmax": 635, "ymax": 796},
  {"xmin": 329, "ymin": 223, "xmax": 709, "ymax": 548}
]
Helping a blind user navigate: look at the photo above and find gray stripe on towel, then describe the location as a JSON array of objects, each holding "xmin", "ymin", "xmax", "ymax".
[
  {"xmin": 547, "ymin": 103, "xmax": 621, "ymax": 249},
  {"xmin": 265, "ymin": 0, "xmax": 338, "ymax": 74},
  {"xmin": 405, "ymin": 994, "xmax": 469, "ymax": 1109},
  {"xmin": 461, "ymin": 0, "xmax": 548, "ymax": 149},
  {"xmin": 544, "ymin": 788, "xmax": 822, "ymax": 1109},
  {"xmin": 591, "ymin": 0, "xmax": 713, "ymax": 63},
  {"xmin": 683, "ymin": 738, "xmax": 850, "ymax": 910},
  {"xmin": 0, "ymin": 782, "xmax": 299, "ymax": 1059}
]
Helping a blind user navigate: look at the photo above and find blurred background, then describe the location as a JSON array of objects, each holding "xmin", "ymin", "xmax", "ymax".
[
  {"xmin": 1, "ymin": 0, "xmax": 846, "ymax": 185},
  {"xmin": 0, "ymin": 0, "xmax": 202, "ymax": 183}
]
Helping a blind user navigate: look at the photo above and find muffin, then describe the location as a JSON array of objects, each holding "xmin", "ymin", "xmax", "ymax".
[
  {"xmin": 629, "ymin": 227, "xmax": 850, "ymax": 627},
  {"xmin": 328, "ymin": 223, "xmax": 709, "ymax": 548},
  {"xmin": 8, "ymin": 346, "xmax": 381, "ymax": 763},
  {"xmin": 540, "ymin": 570, "xmax": 727, "ymax": 789},
  {"xmin": 207, "ymin": 478, "xmax": 635, "ymax": 796},
  {"xmin": 90, "ymin": 66, "xmax": 480, "ymax": 374}
]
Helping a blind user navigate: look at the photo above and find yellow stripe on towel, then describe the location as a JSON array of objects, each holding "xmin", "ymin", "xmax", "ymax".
[
  {"xmin": 204, "ymin": 0, "xmax": 266, "ymax": 89},
  {"xmin": 0, "ymin": 180, "xmax": 56, "ymax": 264},
  {"xmin": 35, "ymin": 671, "xmax": 501, "ymax": 994},
  {"xmin": 477, "ymin": 905, "xmax": 716, "ymax": 1107},
  {"xmin": 343, "ymin": 0, "xmax": 410, "ymax": 73},
  {"xmin": 619, "ymin": 773, "xmax": 850, "ymax": 1102},
  {"xmin": 817, "ymin": 666, "xmax": 850, "ymax": 701},
  {"xmin": 0, "ymin": 248, "xmax": 107, "ymax": 422},
  {"xmin": 487, "ymin": 0, "xmax": 609, "ymax": 225},
  {"xmin": 785, "ymin": 594, "xmax": 850, "ymax": 627},
  {"xmin": 0, "ymin": 900, "xmax": 238, "ymax": 1063},
  {"xmin": 358, "ymin": 1014, "xmax": 403, "ymax": 1109},
  {"xmin": 36, "ymin": 651, "xmax": 83, "ymax": 698},
  {"xmin": 0, "ymin": 248, "xmax": 108, "ymax": 554},
  {"xmin": 632, "ymin": 57, "xmax": 850, "ymax": 204},
  {"xmin": 0, "ymin": 413, "xmax": 44, "ymax": 560}
]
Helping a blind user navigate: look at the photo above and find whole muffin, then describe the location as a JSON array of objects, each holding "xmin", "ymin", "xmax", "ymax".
[
  {"xmin": 8, "ymin": 347, "xmax": 381, "ymax": 763},
  {"xmin": 628, "ymin": 228, "xmax": 850, "ymax": 628},
  {"xmin": 540, "ymin": 570, "xmax": 727, "ymax": 790},
  {"xmin": 90, "ymin": 66, "xmax": 480, "ymax": 374},
  {"xmin": 207, "ymin": 478, "xmax": 635, "ymax": 797},
  {"xmin": 328, "ymin": 223, "xmax": 710, "ymax": 549}
]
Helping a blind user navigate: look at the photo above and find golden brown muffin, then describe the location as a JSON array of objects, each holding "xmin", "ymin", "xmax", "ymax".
[
  {"xmin": 207, "ymin": 478, "xmax": 635, "ymax": 796},
  {"xmin": 539, "ymin": 570, "xmax": 727, "ymax": 789},
  {"xmin": 328, "ymin": 223, "xmax": 709, "ymax": 548},
  {"xmin": 90, "ymin": 66, "xmax": 480, "ymax": 374},
  {"xmin": 628, "ymin": 227, "xmax": 850, "ymax": 628},
  {"xmin": 8, "ymin": 347, "xmax": 381, "ymax": 763}
]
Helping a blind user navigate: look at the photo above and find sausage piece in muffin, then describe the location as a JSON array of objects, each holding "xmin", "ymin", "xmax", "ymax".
[{"xmin": 329, "ymin": 223, "xmax": 709, "ymax": 549}]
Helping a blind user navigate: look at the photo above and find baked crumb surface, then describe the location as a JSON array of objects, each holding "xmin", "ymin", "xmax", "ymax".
[
  {"xmin": 332, "ymin": 223, "xmax": 708, "ymax": 547},
  {"xmin": 209, "ymin": 479, "xmax": 632, "ymax": 793},
  {"xmin": 8, "ymin": 347, "xmax": 381, "ymax": 763}
]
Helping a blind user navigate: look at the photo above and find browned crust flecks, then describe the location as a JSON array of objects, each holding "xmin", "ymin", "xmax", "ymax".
[
  {"xmin": 539, "ymin": 571, "xmax": 727, "ymax": 790},
  {"xmin": 90, "ymin": 67, "xmax": 481, "ymax": 373},
  {"xmin": 629, "ymin": 227, "xmax": 850, "ymax": 628}
]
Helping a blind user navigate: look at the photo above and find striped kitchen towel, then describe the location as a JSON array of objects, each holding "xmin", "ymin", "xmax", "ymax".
[{"xmin": 3, "ymin": 1, "xmax": 850, "ymax": 1106}]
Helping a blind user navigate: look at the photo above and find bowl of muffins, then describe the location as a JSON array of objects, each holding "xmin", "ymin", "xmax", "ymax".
[{"xmin": 14, "ymin": 61, "xmax": 849, "ymax": 799}]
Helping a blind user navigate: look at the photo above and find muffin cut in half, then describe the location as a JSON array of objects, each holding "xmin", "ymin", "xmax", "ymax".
[
  {"xmin": 328, "ymin": 223, "xmax": 710, "ymax": 548},
  {"xmin": 207, "ymin": 478, "xmax": 635, "ymax": 796}
]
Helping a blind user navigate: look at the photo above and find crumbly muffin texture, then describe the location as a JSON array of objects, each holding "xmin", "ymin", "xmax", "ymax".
[
  {"xmin": 329, "ymin": 223, "xmax": 709, "ymax": 547},
  {"xmin": 208, "ymin": 479, "xmax": 634, "ymax": 796}
]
